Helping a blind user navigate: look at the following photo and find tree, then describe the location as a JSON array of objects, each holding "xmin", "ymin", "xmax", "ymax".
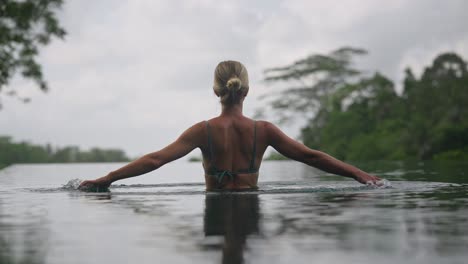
[
  {"xmin": 260, "ymin": 47, "xmax": 367, "ymax": 123},
  {"xmin": 301, "ymin": 73, "xmax": 404, "ymax": 160},
  {"xmin": 0, "ymin": 0, "xmax": 66, "ymax": 109},
  {"xmin": 403, "ymin": 53, "xmax": 468, "ymax": 159},
  {"xmin": 262, "ymin": 48, "xmax": 468, "ymax": 161},
  {"xmin": 0, "ymin": 136, "xmax": 131, "ymax": 169}
]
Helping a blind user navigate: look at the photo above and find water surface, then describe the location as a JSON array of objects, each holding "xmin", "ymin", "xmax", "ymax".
[{"xmin": 0, "ymin": 161, "xmax": 467, "ymax": 264}]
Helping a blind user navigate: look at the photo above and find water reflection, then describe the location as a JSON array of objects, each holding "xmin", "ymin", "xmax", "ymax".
[
  {"xmin": 203, "ymin": 194, "xmax": 260, "ymax": 264},
  {"xmin": 0, "ymin": 215, "xmax": 49, "ymax": 264},
  {"xmin": 262, "ymin": 188, "xmax": 468, "ymax": 255},
  {"xmin": 351, "ymin": 160, "xmax": 468, "ymax": 183}
]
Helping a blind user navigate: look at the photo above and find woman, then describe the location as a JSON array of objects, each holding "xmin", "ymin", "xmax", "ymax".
[{"xmin": 79, "ymin": 61, "xmax": 381, "ymax": 191}]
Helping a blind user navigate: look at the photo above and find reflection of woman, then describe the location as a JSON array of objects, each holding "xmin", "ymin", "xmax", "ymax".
[
  {"xmin": 80, "ymin": 61, "xmax": 380, "ymax": 191},
  {"xmin": 204, "ymin": 194, "xmax": 260, "ymax": 264}
]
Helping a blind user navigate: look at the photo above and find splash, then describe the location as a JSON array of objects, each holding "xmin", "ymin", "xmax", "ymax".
[
  {"xmin": 57, "ymin": 179, "xmax": 392, "ymax": 194},
  {"xmin": 62, "ymin": 178, "xmax": 83, "ymax": 190},
  {"xmin": 366, "ymin": 179, "xmax": 392, "ymax": 188},
  {"xmin": 62, "ymin": 178, "xmax": 110, "ymax": 192}
]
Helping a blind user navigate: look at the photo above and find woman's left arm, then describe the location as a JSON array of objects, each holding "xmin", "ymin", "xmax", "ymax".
[{"xmin": 78, "ymin": 122, "xmax": 205, "ymax": 190}]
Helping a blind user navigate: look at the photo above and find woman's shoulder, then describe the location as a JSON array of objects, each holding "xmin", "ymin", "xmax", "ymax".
[
  {"xmin": 201, "ymin": 117, "xmax": 277, "ymax": 132},
  {"xmin": 254, "ymin": 120, "xmax": 276, "ymax": 130},
  {"xmin": 181, "ymin": 121, "xmax": 209, "ymax": 136}
]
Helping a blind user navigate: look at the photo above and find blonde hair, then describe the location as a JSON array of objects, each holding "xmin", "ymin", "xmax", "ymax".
[{"xmin": 213, "ymin": 60, "xmax": 249, "ymax": 105}]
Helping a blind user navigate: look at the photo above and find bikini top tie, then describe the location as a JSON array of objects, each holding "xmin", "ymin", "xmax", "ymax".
[{"xmin": 204, "ymin": 120, "xmax": 258, "ymax": 187}]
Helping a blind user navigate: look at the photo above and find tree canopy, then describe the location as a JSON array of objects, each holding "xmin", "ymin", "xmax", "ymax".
[
  {"xmin": 0, "ymin": 135, "xmax": 130, "ymax": 169},
  {"xmin": 264, "ymin": 48, "xmax": 468, "ymax": 161},
  {"xmin": 0, "ymin": 0, "xmax": 66, "ymax": 108},
  {"xmin": 260, "ymin": 47, "xmax": 367, "ymax": 124}
]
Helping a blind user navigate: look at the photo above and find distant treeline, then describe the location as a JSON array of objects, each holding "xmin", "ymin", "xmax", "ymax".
[
  {"xmin": 263, "ymin": 49, "xmax": 468, "ymax": 161},
  {"xmin": 0, "ymin": 136, "xmax": 130, "ymax": 169}
]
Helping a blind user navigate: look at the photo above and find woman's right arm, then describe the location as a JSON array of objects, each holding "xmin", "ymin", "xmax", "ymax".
[
  {"xmin": 264, "ymin": 122, "xmax": 381, "ymax": 185},
  {"xmin": 78, "ymin": 121, "xmax": 206, "ymax": 190}
]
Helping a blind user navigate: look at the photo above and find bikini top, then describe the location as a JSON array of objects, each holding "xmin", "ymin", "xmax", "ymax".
[{"xmin": 204, "ymin": 120, "xmax": 258, "ymax": 187}]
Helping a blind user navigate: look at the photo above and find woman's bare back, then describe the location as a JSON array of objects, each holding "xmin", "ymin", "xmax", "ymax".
[{"xmin": 202, "ymin": 116, "xmax": 268, "ymax": 190}]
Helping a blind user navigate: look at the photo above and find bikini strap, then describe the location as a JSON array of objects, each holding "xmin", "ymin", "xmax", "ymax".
[
  {"xmin": 249, "ymin": 120, "xmax": 257, "ymax": 171},
  {"xmin": 205, "ymin": 121, "xmax": 214, "ymax": 159}
]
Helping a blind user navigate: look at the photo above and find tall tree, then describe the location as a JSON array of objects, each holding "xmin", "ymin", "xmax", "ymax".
[
  {"xmin": 404, "ymin": 53, "xmax": 468, "ymax": 159},
  {"xmin": 301, "ymin": 73, "xmax": 402, "ymax": 160},
  {"xmin": 263, "ymin": 48, "xmax": 468, "ymax": 161},
  {"xmin": 0, "ymin": 0, "xmax": 66, "ymax": 109},
  {"xmin": 260, "ymin": 47, "xmax": 367, "ymax": 123}
]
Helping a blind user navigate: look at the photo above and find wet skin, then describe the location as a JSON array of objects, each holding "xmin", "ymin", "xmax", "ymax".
[{"xmin": 79, "ymin": 97, "xmax": 380, "ymax": 191}]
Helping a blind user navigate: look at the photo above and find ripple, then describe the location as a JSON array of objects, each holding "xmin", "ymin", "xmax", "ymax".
[
  {"xmin": 22, "ymin": 178, "xmax": 463, "ymax": 197},
  {"xmin": 28, "ymin": 178, "xmax": 463, "ymax": 196}
]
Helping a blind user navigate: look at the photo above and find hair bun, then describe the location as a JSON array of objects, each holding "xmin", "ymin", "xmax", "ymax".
[
  {"xmin": 226, "ymin": 77, "xmax": 242, "ymax": 91},
  {"xmin": 213, "ymin": 61, "xmax": 249, "ymax": 105}
]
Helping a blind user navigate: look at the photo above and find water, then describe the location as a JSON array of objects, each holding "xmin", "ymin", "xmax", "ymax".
[{"xmin": 0, "ymin": 161, "xmax": 467, "ymax": 264}]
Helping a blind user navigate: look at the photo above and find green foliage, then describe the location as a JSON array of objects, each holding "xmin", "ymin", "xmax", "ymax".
[
  {"xmin": 188, "ymin": 156, "xmax": 202, "ymax": 162},
  {"xmin": 0, "ymin": 0, "xmax": 66, "ymax": 108},
  {"xmin": 264, "ymin": 49, "xmax": 468, "ymax": 161},
  {"xmin": 0, "ymin": 135, "xmax": 130, "ymax": 169},
  {"xmin": 261, "ymin": 47, "xmax": 367, "ymax": 123},
  {"xmin": 433, "ymin": 149, "xmax": 468, "ymax": 161}
]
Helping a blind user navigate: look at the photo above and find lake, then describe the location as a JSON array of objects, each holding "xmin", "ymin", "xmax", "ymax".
[{"xmin": 0, "ymin": 160, "xmax": 467, "ymax": 264}]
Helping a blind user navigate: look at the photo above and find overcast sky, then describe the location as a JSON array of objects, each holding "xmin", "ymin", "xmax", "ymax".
[{"xmin": 1, "ymin": 0, "xmax": 467, "ymax": 158}]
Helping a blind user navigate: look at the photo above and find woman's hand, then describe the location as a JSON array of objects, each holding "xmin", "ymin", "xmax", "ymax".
[
  {"xmin": 354, "ymin": 172, "xmax": 382, "ymax": 186},
  {"xmin": 78, "ymin": 176, "xmax": 111, "ymax": 192}
]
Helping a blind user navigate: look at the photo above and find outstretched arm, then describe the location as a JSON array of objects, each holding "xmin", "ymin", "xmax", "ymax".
[
  {"xmin": 79, "ymin": 122, "xmax": 205, "ymax": 190},
  {"xmin": 265, "ymin": 122, "xmax": 381, "ymax": 185}
]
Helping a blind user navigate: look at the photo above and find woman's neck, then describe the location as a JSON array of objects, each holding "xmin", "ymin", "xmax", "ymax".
[{"xmin": 221, "ymin": 103, "xmax": 243, "ymax": 117}]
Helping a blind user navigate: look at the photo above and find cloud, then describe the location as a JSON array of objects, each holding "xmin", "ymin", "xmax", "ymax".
[
  {"xmin": 1, "ymin": 0, "xmax": 467, "ymax": 156},
  {"xmin": 257, "ymin": 0, "xmax": 468, "ymax": 91}
]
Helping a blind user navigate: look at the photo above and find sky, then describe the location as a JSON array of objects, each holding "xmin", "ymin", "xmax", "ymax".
[{"xmin": 1, "ymin": 0, "xmax": 468, "ymax": 158}]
